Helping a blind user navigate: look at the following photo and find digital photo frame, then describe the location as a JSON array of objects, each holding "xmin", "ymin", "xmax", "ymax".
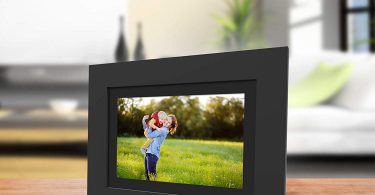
[{"xmin": 88, "ymin": 47, "xmax": 289, "ymax": 195}]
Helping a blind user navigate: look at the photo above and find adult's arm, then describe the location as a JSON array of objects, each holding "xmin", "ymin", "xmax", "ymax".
[{"xmin": 146, "ymin": 128, "xmax": 166, "ymax": 138}]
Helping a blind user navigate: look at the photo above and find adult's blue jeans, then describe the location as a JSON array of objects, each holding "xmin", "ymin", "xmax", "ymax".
[{"xmin": 144, "ymin": 153, "xmax": 159, "ymax": 180}]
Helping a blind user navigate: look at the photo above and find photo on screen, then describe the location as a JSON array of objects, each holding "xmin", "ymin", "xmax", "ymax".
[{"xmin": 116, "ymin": 93, "xmax": 245, "ymax": 189}]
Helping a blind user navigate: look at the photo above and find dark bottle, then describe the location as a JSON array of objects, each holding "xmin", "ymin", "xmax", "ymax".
[
  {"xmin": 115, "ymin": 16, "xmax": 129, "ymax": 62},
  {"xmin": 134, "ymin": 22, "xmax": 146, "ymax": 61}
]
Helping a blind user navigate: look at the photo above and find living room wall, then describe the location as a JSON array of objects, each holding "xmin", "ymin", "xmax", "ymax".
[
  {"xmin": 126, "ymin": 0, "xmax": 289, "ymax": 59},
  {"xmin": 0, "ymin": 0, "xmax": 126, "ymax": 65},
  {"xmin": 290, "ymin": 0, "xmax": 341, "ymax": 53}
]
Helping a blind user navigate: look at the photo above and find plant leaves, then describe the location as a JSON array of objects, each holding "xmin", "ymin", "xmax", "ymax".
[{"xmin": 214, "ymin": 15, "xmax": 237, "ymax": 32}]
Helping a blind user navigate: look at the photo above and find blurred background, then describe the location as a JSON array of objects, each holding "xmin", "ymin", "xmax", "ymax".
[{"xmin": 0, "ymin": 0, "xmax": 374, "ymax": 179}]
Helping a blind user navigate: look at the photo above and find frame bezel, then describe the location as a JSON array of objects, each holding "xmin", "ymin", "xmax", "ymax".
[{"xmin": 88, "ymin": 47, "xmax": 289, "ymax": 195}]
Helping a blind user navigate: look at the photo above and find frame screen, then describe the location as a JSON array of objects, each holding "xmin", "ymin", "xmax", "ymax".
[{"xmin": 108, "ymin": 80, "xmax": 256, "ymax": 195}]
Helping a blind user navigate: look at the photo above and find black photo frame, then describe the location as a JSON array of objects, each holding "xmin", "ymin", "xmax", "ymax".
[{"xmin": 88, "ymin": 47, "xmax": 289, "ymax": 195}]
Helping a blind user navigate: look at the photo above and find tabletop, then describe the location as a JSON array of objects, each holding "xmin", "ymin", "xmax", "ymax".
[{"xmin": 0, "ymin": 179, "xmax": 374, "ymax": 195}]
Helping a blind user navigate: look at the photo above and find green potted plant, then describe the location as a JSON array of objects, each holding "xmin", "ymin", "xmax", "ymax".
[{"xmin": 214, "ymin": 0, "xmax": 265, "ymax": 50}]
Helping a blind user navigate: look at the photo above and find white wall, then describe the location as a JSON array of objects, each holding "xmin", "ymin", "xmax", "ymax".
[
  {"xmin": 126, "ymin": 0, "xmax": 225, "ymax": 59},
  {"xmin": 290, "ymin": 0, "xmax": 323, "ymax": 53},
  {"xmin": 0, "ymin": 0, "xmax": 126, "ymax": 65},
  {"xmin": 290, "ymin": 0, "xmax": 340, "ymax": 54},
  {"xmin": 0, "ymin": 0, "xmax": 292, "ymax": 64},
  {"xmin": 262, "ymin": 0, "xmax": 289, "ymax": 48},
  {"xmin": 126, "ymin": 0, "xmax": 289, "ymax": 59}
]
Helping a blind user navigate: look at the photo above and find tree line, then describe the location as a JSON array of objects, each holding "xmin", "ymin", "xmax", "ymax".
[{"xmin": 117, "ymin": 96, "xmax": 244, "ymax": 140}]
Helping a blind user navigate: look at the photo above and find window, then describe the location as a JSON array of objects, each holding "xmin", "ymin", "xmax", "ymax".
[{"xmin": 340, "ymin": 0, "xmax": 375, "ymax": 52}]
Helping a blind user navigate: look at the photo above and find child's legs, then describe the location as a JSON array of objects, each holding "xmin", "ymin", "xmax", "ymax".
[{"xmin": 142, "ymin": 138, "xmax": 154, "ymax": 149}]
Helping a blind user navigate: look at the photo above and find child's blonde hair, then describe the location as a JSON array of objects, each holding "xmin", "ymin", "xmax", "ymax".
[{"xmin": 158, "ymin": 111, "xmax": 168, "ymax": 120}]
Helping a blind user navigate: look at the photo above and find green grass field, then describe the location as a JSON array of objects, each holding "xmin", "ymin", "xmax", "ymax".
[{"xmin": 117, "ymin": 137, "xmax": 243, "ymax": 189}]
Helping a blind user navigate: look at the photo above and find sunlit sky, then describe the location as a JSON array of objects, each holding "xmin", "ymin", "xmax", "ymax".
[{"xmin": 130, "ymin": 93, "xmax": 245, "ymax": 107}]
